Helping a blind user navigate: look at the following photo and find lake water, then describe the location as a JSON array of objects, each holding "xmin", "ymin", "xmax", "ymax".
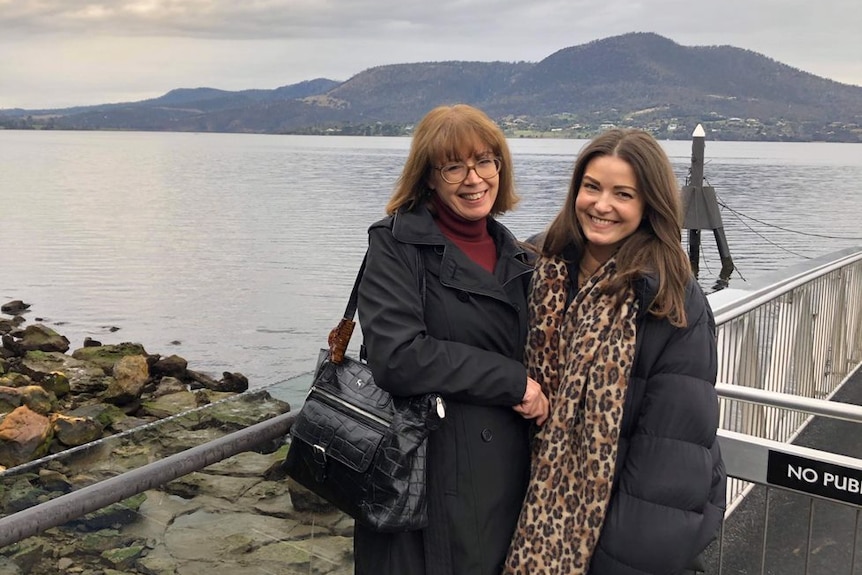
[{"xmin": 2, "ymin": 131, "xmax": 861, "ymax": 405}]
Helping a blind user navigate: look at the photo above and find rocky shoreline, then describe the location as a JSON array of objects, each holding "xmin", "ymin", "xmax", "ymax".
[
  {"xmin": 0, "ymin": 300, "xmax": 253, "ymax": 471},
  {"xmin": 0, "ymin": 300, "xmax": 353, "ymax": 575}
]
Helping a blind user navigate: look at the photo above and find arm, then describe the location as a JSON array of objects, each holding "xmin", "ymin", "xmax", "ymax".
[
  {"xmin": 592, "ymin": 286, "xmax": 726, "ymax": 574},
  {"xmin": 357, "ymin": 226, "xmax": 527, "ymax": 406}
]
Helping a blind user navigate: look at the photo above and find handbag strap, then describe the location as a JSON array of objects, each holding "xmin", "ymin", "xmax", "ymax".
[{"xmin": 328, "ymin": 245, "xmax": 425, "ymax": 364}]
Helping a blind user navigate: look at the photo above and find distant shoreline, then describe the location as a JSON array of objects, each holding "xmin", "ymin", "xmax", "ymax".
[{"xmin": 1, "ymin": 125, "xmax": 860, "ymax": 144}]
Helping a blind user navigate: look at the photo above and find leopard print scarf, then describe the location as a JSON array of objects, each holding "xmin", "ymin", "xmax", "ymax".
[{"xmin": 504, "ymin": 254, "xmax": 638, "ymax": 575}]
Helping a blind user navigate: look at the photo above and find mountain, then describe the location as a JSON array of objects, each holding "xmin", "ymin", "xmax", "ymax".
[{"xmin": 3, "ymin": 33, "xmax": 861, "ymax": 142}]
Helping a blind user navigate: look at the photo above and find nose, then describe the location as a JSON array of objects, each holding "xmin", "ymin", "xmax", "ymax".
[
  {"xmin": 463, "ymin": 165, "xmax": 483, "ymax": 184},
  {"xmin": 594, "ymin": 192, "xmax": 613, "ymax": 212}
]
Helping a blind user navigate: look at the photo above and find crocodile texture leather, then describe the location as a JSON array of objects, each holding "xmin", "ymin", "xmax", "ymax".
[{"xmin": 284, "ymin": 350, "xmax": 444, "ymax": 532}]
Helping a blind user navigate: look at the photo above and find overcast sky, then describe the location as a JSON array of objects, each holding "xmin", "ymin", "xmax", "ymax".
[{"xmin": 2, "ymin": 0, "xmax": 860, "ymax": 110}]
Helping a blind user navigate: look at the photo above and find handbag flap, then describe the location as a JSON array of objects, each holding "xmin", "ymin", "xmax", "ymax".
[
  {"xmin": 291, "ymin": 397, "xmax": 384, "ymax": 473},
  {"xmin": 314, "ymin": 351, "xmax": 393, "ymax": 422}
]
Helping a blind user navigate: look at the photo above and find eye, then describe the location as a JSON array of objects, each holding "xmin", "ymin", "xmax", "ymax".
[
  {"xmin": 617, "ymin": 190, "xmax": 635, "ymax": 200},
  {"xmin": 441, "ymin": 163, "xmax": 464, "ymax": 174},
  {"xmin": 583, "ymin": 181, "xmax": 600, "ymax": 191},
  {"xmin": 476, "ymin": 158, "xmax": 495, "ymax": 168}
]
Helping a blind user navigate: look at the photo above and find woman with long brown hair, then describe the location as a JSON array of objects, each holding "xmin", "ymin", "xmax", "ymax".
[{"xmin": 505, "ymin": 128, "xmax": 725, "ymax": 575}]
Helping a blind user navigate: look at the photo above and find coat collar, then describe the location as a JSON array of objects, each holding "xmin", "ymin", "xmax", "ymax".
[{"xmin": 389, "ymin": 204, "xmax": 533, "ymax": 299}]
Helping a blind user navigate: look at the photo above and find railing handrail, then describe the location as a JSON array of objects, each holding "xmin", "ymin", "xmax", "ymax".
[
  {"xmin": 716, "ymin": 381, "xmax": 862, "ymax": 424},
  {"xmin": 0, "ymin": 411, "xmax": 297, "ymax": 549},
  {"xmin": 711, "ymin": 248, "xmax": 862, "ymax": 326}
]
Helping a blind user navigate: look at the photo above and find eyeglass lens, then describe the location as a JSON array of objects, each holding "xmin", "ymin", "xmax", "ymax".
[{"xmin": 439, "ymin": 158, "xmax": 500, "ymax": 184}]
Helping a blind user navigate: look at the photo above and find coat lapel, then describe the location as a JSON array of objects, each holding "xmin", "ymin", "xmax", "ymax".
[{"xmin": 392, "ymin": 205, "xmax": 532, "ymax": 305}]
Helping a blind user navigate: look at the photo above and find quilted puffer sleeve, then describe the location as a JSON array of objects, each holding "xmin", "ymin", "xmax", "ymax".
[{"xmin": 590, "ymin": 281, "xmax": 726, "ymax": 575}]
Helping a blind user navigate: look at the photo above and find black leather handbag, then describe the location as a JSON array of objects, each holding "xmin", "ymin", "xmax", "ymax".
[{"xmin": 283, "ymin": 253, "xmax": 446, "ymax": 532}]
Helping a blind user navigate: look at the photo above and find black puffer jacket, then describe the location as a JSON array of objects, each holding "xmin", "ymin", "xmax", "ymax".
[
  {"xmin": 557, "ymin": 249, "xmax": 726, "ymax": 575},
  {"xmin": 355, "ymin": 205, "xmax": 534, "ymax": 575}
]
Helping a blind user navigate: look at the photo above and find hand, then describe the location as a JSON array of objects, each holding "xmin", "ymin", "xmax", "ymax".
[{"xmin": 513, "ymin": 377, "xmax": 549, "ymax": 426}]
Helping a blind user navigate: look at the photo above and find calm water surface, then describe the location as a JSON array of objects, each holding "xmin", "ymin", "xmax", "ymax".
[{"xmin": 2, "ymin": 131, "xmax": 861, "ymax": 405}]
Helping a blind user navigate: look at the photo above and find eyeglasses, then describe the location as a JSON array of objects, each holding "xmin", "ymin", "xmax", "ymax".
[{"xmin": 435, "ymin": 157, "xmax": 502, "ymax": 184}]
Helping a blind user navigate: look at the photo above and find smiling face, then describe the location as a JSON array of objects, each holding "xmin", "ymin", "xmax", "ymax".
[
  {"xmin": 428, "ymin": 147, "xmax": 499, "ymax": 222},
  {"xmin": 575, "ymin": 154, "xmax": 646, "ymax": 262}
]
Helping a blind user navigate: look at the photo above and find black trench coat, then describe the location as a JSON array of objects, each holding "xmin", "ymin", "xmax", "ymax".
[{"xmin": 354, "ymin": 204, "xmax": 534, "ymax": 575}]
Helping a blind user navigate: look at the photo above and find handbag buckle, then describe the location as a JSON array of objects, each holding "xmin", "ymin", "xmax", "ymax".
[{"xmin": 312, "ymin": 444, "xmax": 327, "ymax": 482}]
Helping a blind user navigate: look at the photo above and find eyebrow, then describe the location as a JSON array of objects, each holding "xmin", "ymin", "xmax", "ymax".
[{"xmin": 583, "ymin": 174, "xmax": 637, "ymax": 193}]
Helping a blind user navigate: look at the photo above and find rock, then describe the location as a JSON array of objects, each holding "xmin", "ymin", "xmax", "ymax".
[
  {"xmin": 2, "ymin": 324, "xmax": 70, "ymax": 354},
  {"xmin": 151, "ymin": 354, "xmax": 188, "ymax": 379},
  {"xmin": 139, "ymin": 390, "xmax": 204, "ymax": 419},
  {"xmin": 3, "ymin": 540, "xmax": 41, "ymax": 574},
  {"xmin": 15, "ymin": 385, "xmax": 56, "ymax": 415},
  {"xmin": 0, "ymin": 300, "xmax": 30, "ymax": 315},
  {"xmin": 40, "ymin": 371, "xmax": 70, "ymax": 397},
  {"xmin": 217, "ymin": 371, "xmax": 249, "ymax": 393},
  {"xmin": 186, "ymin": 369, "xmax": 220, "ymax": 390},
  {"xmin": 71, "ymin": 342, "xmax": 148, "ymax": 375},
  {"xmin": 0, "ymin": 318, "xmax": 24, "ymax": 336},
  {"xmin": 51, "ymin": 413, "xmax": 103, "ymax": 447},
  {"xmin": 286, "ymin": 478, "xmax": 338, "ymax": 514},
  {"xmin": 104, "ymin": 355, "xmax": 149, "ymax": 406},
  {"xmin": 82, "ymin": 337, "xmax": 101, "ymax": 348},
  {"xmin": 0, "ymin": 556, "xmax": 23, "ymax": 575},
  {"xmin": 66, "ymin": 402, "xmax": 128, "ymax": 430},
  {"xmin": 37, "ymin": 469, "xmax": 72, "ymax": 493},
  {"xmin": 152, "ymin": 376, "xmax": 188, "ymax": 398},
  {"xmin": 100, "ymin": 545, "xmax": 145, "ymax": 571},
  {"xmin": 0, "ymin": 373, "xmax": 33, "ymax": 388},
  {"xmin": 0, "ymin": 406, "xmax": 53, "ymax": 468},
  {"xmin": 66, "ymin": 493, "xmax": 147, "ymax": 531},
  {"xmin": 0, "ymin": 385, "xmax": 23, "ymax": 414}
]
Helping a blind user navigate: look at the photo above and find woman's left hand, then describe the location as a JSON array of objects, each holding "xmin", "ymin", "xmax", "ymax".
[{"xmin": 513, "ymin": 377, "xmax": 549, "ymax": 425}]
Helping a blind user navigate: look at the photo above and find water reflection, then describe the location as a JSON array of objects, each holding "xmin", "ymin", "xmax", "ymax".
[{"xmin": 1, "ymin": 132, "xmax": 861, "ymax": 400}]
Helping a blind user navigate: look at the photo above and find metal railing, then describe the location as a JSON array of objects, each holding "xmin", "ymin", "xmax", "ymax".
[
  {"xmin": 707, "ymin": 246, "xmax": 862, "ymax": 574},
  {"xmin": 712, "ymin": 247, "xmax": 862, "ymax": 510},
  {"xmin": 0, "ymin": 411, "xmax": 296, "ymax": 549},
  {"xmin": 709, "ymin": 386, "xmax": 862, "ymax": 575}
]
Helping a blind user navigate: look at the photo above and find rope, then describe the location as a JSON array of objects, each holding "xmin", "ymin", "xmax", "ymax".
[{"xmin": 717, "ymin": 200, "xmax": 862, "ymax": 241}]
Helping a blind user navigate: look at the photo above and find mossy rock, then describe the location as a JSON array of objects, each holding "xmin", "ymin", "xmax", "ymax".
[{"xmin": 70, "ymin": 344, "xmax": 148, "ymax": 375}]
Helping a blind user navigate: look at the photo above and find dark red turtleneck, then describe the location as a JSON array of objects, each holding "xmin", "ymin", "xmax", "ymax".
[{"xmin": 431, "ymin": 194, "xmax": 497, "ymax": 273}]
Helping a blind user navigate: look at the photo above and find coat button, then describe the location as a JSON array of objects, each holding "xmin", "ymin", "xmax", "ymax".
[
  {"xmin": 481, "ymin": 428, "xmax": 493, "ymax": 442},
  {"xmin": 457, "ymin": 291, "xmax": 470, "ymax": 302}
]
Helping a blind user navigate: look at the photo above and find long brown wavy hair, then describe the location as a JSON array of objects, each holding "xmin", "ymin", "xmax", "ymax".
[
  {"xmin": 385, "ymin": 104, "xmax": 518, "ymax": 216},
  {"xmin": 543, "ymin": 128, "xmax": 692, "ymax": 326}
]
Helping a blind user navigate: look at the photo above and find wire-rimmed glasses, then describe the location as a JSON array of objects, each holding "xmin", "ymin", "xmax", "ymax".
[{"xmin": 436, "ymin": 157, "xmax": 502, "ymax": 184}]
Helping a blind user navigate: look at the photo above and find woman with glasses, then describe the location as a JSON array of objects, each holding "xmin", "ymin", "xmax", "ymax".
[
  {"xmin": 355, "ymin": 104, "xmax": 549, "ymax": 575},
  {"xmin": 504, "ymin": 128, "xmax": 725, "ymax": 575}
]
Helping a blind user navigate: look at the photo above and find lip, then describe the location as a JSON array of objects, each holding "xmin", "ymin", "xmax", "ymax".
[
  {"xmin": 587, "ymin": 214, "xmax": 618, "ymax": 226},
  {"xmin": 460, "ymin": 190, "xmax": 487, "ymax": 201}
]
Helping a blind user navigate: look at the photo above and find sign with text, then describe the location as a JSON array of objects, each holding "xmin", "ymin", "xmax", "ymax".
[{"xmin": 767, "ymin": 450, "xmax": 862, "ymax": 506}]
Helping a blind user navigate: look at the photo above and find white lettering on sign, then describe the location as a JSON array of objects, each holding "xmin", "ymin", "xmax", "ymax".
[
  {"xmin": 787, "ymin": 465, "xmax": 862, "ymax": 495},
  {"xmin": 768, "ymin": 451, "xmax": 862, "ymax": 506},
  {"xmin": 787, "ymin": 465, "xmax": 819, "ymax": 483},
  {"xmin": 823, "ymin": 473, "xmax": 862, "ymax": 494}
]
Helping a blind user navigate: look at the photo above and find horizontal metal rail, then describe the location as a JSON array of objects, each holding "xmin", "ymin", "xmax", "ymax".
[
  {"xmin": 711, "ymin": 248, "xmax": 862, "ymax": 325},
  {"xmin": 716, "ymin": 382, "xmax": 862, "ymax": 424},
  {"xmin": 0, "ymin": 411, "xmax": 297, "ymax": 549}
]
